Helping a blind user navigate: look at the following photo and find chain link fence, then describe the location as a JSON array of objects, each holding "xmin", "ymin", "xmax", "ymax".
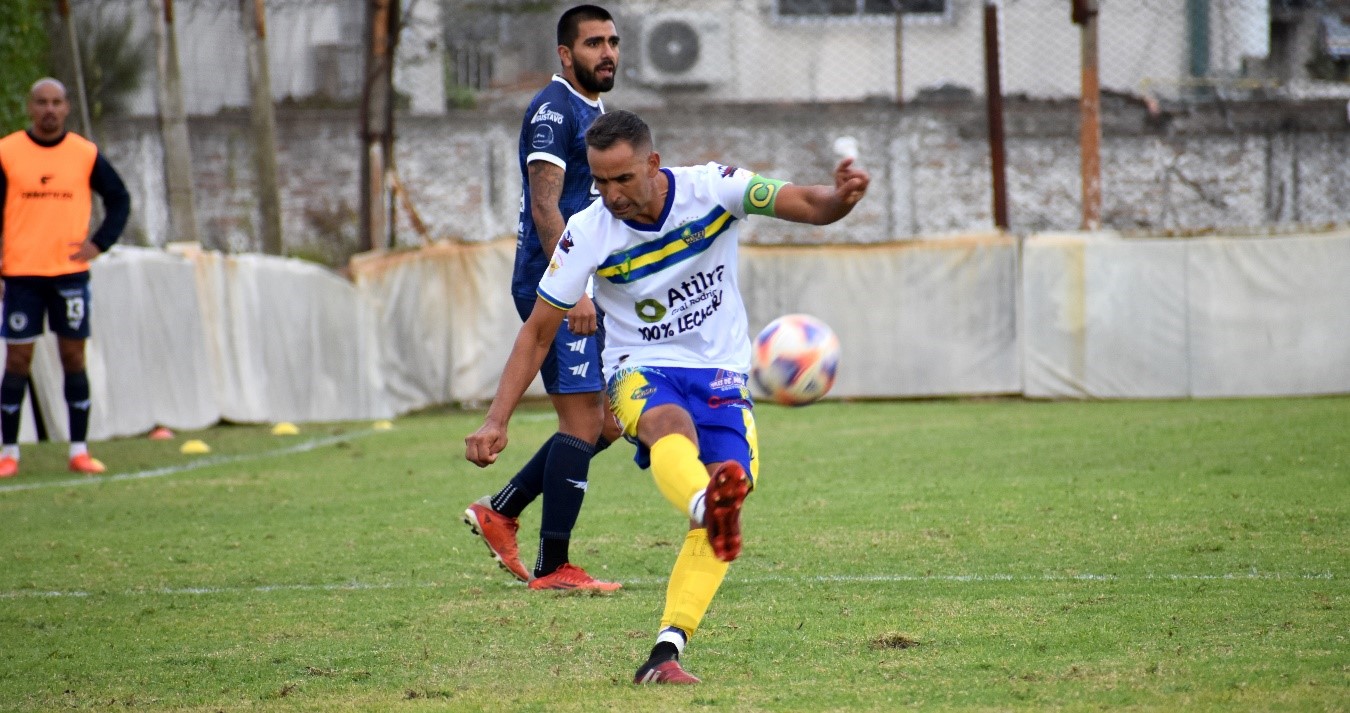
[{"xmin": 36, "ymin": 0, "xmax": 1350, "ymax": 252}]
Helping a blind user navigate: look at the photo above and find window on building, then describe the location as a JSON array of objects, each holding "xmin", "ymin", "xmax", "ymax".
[{"xmin": 777, "ymin": 0, "xmax": 948, "ymax": 18}]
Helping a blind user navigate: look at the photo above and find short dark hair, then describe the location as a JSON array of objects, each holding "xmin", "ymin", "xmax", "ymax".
[
  {"xmin": 585, "ymin": 110, "xmax": 652, "ymax": 153},
  {"xmin": 558, "ymin": 5, "xmax": 613, "ymax": 48}
]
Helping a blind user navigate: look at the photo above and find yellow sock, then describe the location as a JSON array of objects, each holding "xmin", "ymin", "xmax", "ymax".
[
  {"xmin": 650, "ymin": 434, "xmax": 709, "ymax": 518},
  {"xmin": 660, "ymin": 528, "xmax": 730, "ymax": 637}
]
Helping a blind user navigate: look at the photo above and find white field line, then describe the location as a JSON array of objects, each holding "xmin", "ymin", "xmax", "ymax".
[
  {"xmin": 0, "ymin": 570, "xmax": 1334, "ymax": 600},
  {"xmin": 0, "ymin": 429, "xmax": 381, "ymax": 494}
]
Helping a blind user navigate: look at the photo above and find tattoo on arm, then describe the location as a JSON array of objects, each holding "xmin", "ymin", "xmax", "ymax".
[{"xmin": 528, "ymin": 161, "xmax": 567, "ymax": 257}]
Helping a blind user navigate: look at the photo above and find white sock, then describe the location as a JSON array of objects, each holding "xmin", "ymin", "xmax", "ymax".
[
  {"xmin": 688, "ymin": 491, "xmax": 706, "ymax": 526},
  {"xmin": 69, "ymin": 442, "xmax": 88, "ymax": 458},
  {"xmin": 657, "ymin": 626, "xmax": 688, "ymax": 655},
  {"xmin": 1, "ymin": 445, "xmax": 18, "ymax": 461}
]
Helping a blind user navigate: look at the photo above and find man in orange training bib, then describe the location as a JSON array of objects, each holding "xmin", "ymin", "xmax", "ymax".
[{"xmin": 0, "ymin": 78, "xmax": 130, "ymax": 477}]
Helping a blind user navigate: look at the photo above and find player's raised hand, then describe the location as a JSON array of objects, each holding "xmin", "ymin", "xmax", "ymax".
[
  {"xmin": 832, "ymin": 158, "xmax": 870, "ymax": 207},
  {"xmin": 465, "ymin": 422, "xmax": 508, "ymax": 467}
]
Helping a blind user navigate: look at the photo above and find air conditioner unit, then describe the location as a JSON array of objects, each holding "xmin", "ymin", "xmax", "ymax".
[{"xmin": 637, "ymin": 12, "xmax": 727, "ymax": 87}]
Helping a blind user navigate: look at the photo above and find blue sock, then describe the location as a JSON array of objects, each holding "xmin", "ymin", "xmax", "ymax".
[
  {"xmin": 490, "ymin": 434, "xmax": 554, "ymax": 518},
  {"xmin": 65, "ymin": 371, "xmax": 91, "ymax": 444},
  {"xmin": 0, "ymin": 372, "xmax": 28, "ymax": 446},
  {"xmin": 535, "ymin": 433, "xmax": 596, "ymax": 576}
]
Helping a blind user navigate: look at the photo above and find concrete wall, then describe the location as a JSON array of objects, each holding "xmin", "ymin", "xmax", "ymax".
[{"xmin": 96, "ymin": 97, "xmax": 1350, "ymax": 259}]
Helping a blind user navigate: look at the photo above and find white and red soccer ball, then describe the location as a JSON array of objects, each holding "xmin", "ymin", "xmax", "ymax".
[{"xmin": 751, "ymin": 314, "xmax": 840, "ymax": 406}]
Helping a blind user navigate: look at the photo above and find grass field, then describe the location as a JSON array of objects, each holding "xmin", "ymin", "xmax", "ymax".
[{"xmin": 0, "ymin": 397, "xmax": 1345, "ymax": 712}]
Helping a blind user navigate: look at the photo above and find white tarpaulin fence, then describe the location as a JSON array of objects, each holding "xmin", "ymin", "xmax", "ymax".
[{"xmin": 16, "ymin": 230, "xmax": 1349, "ymax": 442}]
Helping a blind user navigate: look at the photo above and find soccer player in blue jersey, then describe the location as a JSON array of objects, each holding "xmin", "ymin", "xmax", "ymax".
[
  {"xmin": 462, "ymin": 5, "xmax": 624, "ymax": 592},
  {"xmin": 465, "ymin": 110, "xmax": 870, "ymax": 683}
]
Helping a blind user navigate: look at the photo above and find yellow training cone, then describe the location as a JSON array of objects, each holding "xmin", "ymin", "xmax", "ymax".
[
  {"xmin": 271, "ymin": 422, "xmax": 300, "ymax": 436},
  {"xmin": 180, "ymin": 439, "xmax": 211, "ymax": 454},
  {"xmin": 372, "ymin": 420, "xmax": 394, "ymax": 431}
]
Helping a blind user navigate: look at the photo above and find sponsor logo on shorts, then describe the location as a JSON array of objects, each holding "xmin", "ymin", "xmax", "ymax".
[
  {"xmin": 709, "ymin": 370, "xmax": 746, "ymax": 390},
  {"xmin": 7, "ymin": 313, "xmax": 28, "ymax": 333},
  {"xmin": 631, "ymin": 384, "xmax": 656, "ymax": 400},
  {"xmin": 707, "ymin": 395, "xmax": 751, "ymax": 409}
]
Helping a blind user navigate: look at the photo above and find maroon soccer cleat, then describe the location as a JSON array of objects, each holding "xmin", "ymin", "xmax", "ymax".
[
  {"xmin": 634, "ymin": 658, "xmax": 701, "ymax": 685},
  {"xmin": 703, "ymin": 461, "xmax": 750, "ymax": 562}
]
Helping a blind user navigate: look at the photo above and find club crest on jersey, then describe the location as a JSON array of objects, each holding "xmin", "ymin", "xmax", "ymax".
[
  {"xmin": 719, "ymin": 164, "xmax": 738, "ymax": 178},
  {"xmin": 680, "ymin": 225, "xmax": 708, "ymax": 245}
]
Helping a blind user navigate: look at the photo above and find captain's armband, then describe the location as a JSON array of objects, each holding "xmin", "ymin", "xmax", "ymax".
[{"xmin": 742, "ymin": 175, "xmax": 788, "ymax": 217}]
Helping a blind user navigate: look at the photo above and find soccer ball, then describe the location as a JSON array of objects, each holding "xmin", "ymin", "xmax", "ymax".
[{"xmin": 751, "ymin": 314, "xmax": 840, "ymax": 406}]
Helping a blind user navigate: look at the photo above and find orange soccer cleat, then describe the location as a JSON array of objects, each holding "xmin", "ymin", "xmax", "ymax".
[
  {"xmin": 463, "ymin": 497, "xmax": 530, "ymax": 582},
  {"xmin": 0, "ymin": 456, "xmax": 17, "ymax": 478},
  {"xmin": 526, "ymin": 563, "xmax": 621, "ymax": 592},
  {"xmin": 68, "ymin": 453, "xmax": 106, "ymax": 475}
]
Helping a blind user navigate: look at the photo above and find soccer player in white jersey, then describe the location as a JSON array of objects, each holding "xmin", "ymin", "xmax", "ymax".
[{"xmin": 465, "ymin": 110, "xmax": 869, "ymax": 685}]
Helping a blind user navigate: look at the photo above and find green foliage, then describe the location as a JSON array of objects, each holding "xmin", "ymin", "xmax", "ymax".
[
  {"xmin": 0, "ymin": 397, "xmax": 1345, "ymax": 711},
  {"xmin": 0, "ymin": 0, "xmax": 50, "ymax": 134}
]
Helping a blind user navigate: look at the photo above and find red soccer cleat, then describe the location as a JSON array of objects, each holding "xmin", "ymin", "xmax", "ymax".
[
  {"xmin": 0, "ymin": 456, "xmax": 17, "ymax": 478},
  {"xmin": 463, "ymin": 498, "xmax": 530, "ymax": 582},
  {"xmin": 68, "ymin": 453, "xmax": 106, "ymax": 475},
  {"xmin": 703, "ymin": 461, "xmax": 750, "ymax": 562},
  {"xmin": 634, "ymin": 658, "xmax": 701, "ymax": 685},
  {"xmin": 527, "ymin": 563, "xmax": 621, "ymax": 592}
]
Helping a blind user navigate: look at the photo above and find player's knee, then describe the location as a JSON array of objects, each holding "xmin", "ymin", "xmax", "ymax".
[{"xmin": 637, "ymin": 404, "xmax": 697, "ymax": 447}]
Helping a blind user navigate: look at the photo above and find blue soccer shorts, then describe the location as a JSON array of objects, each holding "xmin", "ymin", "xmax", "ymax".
[
  {"xmin": 514, "ymin": 295, "xmax": 605, "ymax": 395},
  {"xmin": 1, "ymin": 273, "xmax": 93, "ymax": 342},
  {"xmin": 606, "ymin": 365, "xmax": 760, "ymax": 484}
]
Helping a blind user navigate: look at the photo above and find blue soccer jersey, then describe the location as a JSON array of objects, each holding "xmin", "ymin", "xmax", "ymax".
[{"xmin": 511, "ymin": 76, "xmax": 604, "ymax": 300}]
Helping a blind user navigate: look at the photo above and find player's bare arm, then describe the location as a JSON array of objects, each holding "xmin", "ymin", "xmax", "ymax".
[
  {"xmin": 769, "ymin": 158, "xmax": 870, "ymax": 225},
  {"xmin": 464, "ymin": 299, "xmax": 568, "ymax": 467},
  {"xmin": 528, "ymin": 161, "xmax": 568, "ymax": 256},
  {"xmin": 528, "ymin": 160, "xmax": 598, "ymax": 335}
]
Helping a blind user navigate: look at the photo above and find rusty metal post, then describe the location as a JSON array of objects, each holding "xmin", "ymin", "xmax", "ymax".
[
  {"xmin": 360, "ymin": 0, "xmax": 393, "ymax": 252},
  {"xmin": 1075, "ymin": 0, "xmax": 1102, "ymax": 230},
  {"xmin": 55, "ymin": 0, "xmax": 94, "ymax": 139},
  {"xmin": 983, "ymin": 0, "xmax": 1009, "ymax": 230}
]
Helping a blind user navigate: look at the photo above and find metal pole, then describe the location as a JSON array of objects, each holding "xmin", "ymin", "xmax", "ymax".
[
  {"xmin": 244, "ymin": 0, "xmax": 283, "ymax": 254},
  {"xmin": 982, "ymin": 0, "xmax": 1009, "ymax": 230},
  {"xmin": 1075, "ymin": 0, "xmax": 1102, "ymax": 230},
  {"xmin": 894, "ymin": 6, "xmax": 904, "ymax": 107},
  {"xmin": 360, "ymin": 0, "xmax": 392, "ymax": 253},
  {"xmin": 56, "ymin": 0, "xmax": 95, "ymax": 139},
  {"xmin": 383, "ymin": 0, "xmax": 400, "ymax": 249}
]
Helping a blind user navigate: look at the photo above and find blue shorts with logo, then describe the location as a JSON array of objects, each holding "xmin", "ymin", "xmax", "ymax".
[
  {"xmin": 514, "ymin": 295, "xmax": 605, "ymax": 395},
  {"xmin": 2, "ymin": 273, "xmax": 93, "ymax": 342},
  {"xmin": 606, "ymin": 365, "xmax": 759, "ymax": 484}
]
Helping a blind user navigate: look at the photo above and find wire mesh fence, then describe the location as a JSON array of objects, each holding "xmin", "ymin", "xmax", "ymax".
[{"xmin": 33, "ymin": 0, "xmax": 1350, "ymax": 254}]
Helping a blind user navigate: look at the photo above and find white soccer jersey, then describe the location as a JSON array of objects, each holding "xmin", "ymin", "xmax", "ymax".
[{"xmin": 538, "ymin": 162, "xmax": 776, "ymax": 380}]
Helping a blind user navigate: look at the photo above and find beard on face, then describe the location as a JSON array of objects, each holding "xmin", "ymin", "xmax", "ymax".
[{"xmin": 574, "ymin": 61, "xmax": 616, "ymax": 94}]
